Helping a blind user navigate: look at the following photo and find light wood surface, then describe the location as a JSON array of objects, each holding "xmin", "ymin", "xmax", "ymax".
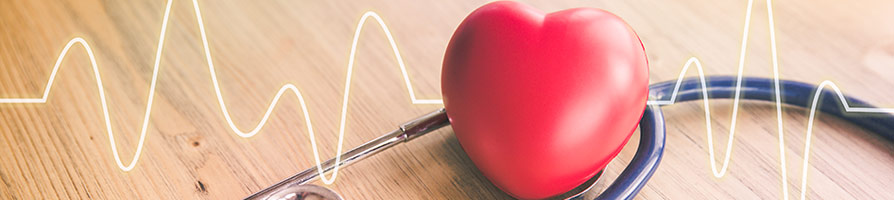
[{"xmin": 2, "ymin": 0, "xmax": 894, "ymax": 199}]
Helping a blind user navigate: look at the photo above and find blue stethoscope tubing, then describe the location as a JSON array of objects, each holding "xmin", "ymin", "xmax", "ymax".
[{"xmin": 596, "ymin": 75, "xmax": 894, "ymax": 200}]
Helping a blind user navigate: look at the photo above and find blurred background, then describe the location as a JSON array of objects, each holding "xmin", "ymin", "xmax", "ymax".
[{"xmin": 1, "ymin": 0, "xmax": 893, "ymax": 199}]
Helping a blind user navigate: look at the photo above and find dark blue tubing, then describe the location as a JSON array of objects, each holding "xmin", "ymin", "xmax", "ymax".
[{"xmin": 589, "ymin": 76, "xmax": 894, "ymax": 200}]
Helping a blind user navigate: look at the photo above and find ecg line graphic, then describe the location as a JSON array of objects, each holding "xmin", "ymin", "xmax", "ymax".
[
  {"xmin": 0, "ymin": 0, "xmax": 441, "ymax": 185},
  {"xmin": 1, "ymin": 0, "xmax": 891, "ymax": 199},
  {"xmin": 645, "ymin": 0, "xmax": 894, "ymax": 199}
]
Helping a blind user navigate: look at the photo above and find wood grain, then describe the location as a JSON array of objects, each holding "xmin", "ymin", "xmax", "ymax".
[{"xmin": 2, "ymin": 0, "xmax": 893, "ymax": 199}]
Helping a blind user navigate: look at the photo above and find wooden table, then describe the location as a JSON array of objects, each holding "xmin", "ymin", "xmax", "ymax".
[{"xmin": 2, "ymin": 0, "xmax": 893, "ymax": 199}]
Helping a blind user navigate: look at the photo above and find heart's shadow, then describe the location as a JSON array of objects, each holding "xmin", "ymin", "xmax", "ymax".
[
  {"xmin": 370, "ymin": 127, "xmax": 514, "ymax": 199},
  {"xmin": 369, "ymin": 126, "xmax": 629, "ymax": 199},
  {"xmin": 435, "ymin": 130, "xmax": 515, "ymax": 198}
]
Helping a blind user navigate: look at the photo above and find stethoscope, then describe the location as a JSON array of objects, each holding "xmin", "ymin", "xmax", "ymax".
[{"xmin": 244, "ymin": 76, "xmax": 894, "ymax": 200}]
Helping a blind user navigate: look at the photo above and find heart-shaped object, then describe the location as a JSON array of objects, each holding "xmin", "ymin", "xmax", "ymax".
[{"xmin": 441, "ymin": 1, "xmax": 649, "ymax": 199}]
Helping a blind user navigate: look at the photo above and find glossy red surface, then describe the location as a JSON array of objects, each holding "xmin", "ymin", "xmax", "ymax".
[{"xmin": 441, "ymin": 1, "xmax": 649, "ymax": 199}]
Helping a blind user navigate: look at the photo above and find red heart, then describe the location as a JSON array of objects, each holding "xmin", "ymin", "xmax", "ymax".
[{"xmin": 441, "ymin": 1, "xmax": 649, "ymax": 199}]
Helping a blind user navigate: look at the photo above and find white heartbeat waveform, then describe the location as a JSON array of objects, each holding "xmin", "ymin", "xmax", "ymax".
[
  {"xmin": 0, "ymin": 0, "xmax": 441, "ymax": 185},
  {"xmin": 645, "ymin": 0, "xmax": 894, "ymax": 199},
  {"xmin": 1, "ymin": 0, "xmax": 892, "ymax": 198}
]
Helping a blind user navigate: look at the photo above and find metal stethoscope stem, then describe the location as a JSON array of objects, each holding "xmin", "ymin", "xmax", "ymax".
[{"xmin": 245, "ymin": 108, "xmax": 451, "ymax": 200}]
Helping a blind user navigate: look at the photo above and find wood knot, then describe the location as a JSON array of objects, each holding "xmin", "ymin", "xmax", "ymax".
[{"xmin": 196, "ymin": 180, "xmax": 207, "ymax": 193}]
